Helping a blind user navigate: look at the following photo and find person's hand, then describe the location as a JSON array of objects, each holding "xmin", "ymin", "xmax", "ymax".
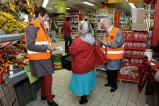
[
  {"xmin": 97, "ymin": 38, "xmax": 107, "ymax": 46},
  {"xmin": 47, "ymin": 45, "xmax": 56, "ymax": 51}
]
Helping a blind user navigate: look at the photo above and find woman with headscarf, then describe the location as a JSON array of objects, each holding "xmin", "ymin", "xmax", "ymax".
[{"xmin": 68, "ymin": 20, "xmax": 96, "ymax": 104}]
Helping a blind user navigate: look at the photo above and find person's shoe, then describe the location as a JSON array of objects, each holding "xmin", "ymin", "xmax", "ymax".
[
  {"xmin": 79, "ymin": 95, "xmax": 88, "ymax": 104},
  {"xmin": 47, "ymin": 101, "xmax": 59, "ymax": 106},
  {"xmin": 104, "ymin": 83, "xmax": 110, "ymax": 87},
  {"xmin": 52, "ymin": 40, "xmax": 56, "ymax": 43},
  {"xmin": 110, "ymin": 87, "xmax": 117, "ymax": 92},
  {"xmin": 41, "ymin": 95, "xmax": 55, "ymax": 100},
  {"xmin": 85, "ymin": 95, "xmax": 90, "ymax": 97}
]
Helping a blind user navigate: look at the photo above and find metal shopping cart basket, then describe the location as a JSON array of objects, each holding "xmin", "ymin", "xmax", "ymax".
[{"xmin": 0, "ymin": 66, "xmax": 19, "ymax": 106}]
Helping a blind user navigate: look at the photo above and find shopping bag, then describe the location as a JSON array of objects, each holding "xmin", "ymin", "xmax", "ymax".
[
  {"xmin": 94, "ymin": 44, "xmax": 108, "ymax": 66},
  {"xmin": 61, "ymin": 54, "xmax": 72, "ymax": 71},
  {"xmin": 24, "ymin": 65, "xmax": 38, "ymax": 84}
]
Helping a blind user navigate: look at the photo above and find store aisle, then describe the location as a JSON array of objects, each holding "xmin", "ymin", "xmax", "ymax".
[
  {"xmin": 25, "ymin": 69, "xmax": 146, "ymax": 106},
  {"xmin": 25, "ymin": 39, "xmax": 146, "ymax": 106}
]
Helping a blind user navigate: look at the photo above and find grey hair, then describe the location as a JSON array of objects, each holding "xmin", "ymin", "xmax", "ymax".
[
  {"xmin": 102, "ymin": 16, "xmax": 113, "ymax": 25},
  {"xmin": 79, "ymin": 21, "xmax": 94, "ymax": 36}
]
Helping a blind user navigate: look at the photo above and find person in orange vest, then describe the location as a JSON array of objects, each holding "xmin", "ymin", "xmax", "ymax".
[
  {"xmin": 25, "ymin": 7, "xmax": 58, "ymax": 106},
  {"xmin": 99, "ymin": 16, "xmax": 124, "ymax": 92}
]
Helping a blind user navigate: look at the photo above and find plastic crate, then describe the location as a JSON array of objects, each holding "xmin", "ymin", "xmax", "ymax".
[{"xmin": 61, "ymin": 54, "xmax": 72, "ymax": 71}]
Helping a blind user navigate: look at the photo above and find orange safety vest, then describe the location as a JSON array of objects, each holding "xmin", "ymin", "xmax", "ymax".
[
  {"xmin": 25, "ymin": 20, "xmax": 51, "ymax": 60},
  {"xmin": 102, "ymin": 27, "xmax": 124, "ymax": 60}
]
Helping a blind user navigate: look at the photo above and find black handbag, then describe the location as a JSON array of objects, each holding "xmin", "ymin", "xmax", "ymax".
[{"xmin": 61, "ymin": 54, "xmax": 72, "ymax": 71}]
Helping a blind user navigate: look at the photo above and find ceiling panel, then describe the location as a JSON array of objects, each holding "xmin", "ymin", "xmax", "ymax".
[{"xmin": 35, "ymin": 0, "xmax": 143, "ymax": 14}]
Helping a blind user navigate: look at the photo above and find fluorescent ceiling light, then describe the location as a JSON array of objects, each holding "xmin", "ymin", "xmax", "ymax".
[
  {"xmin": 126, "ymin": 0, "xmax": 136, "ymax": 8},
  {"xmin": 129, "ymin": 3, "xmax": 136, "ymax": 8},
  {"xmin": 83, "ymin": 1, "xmax": 94, "ymax": 6},
  {"xmin": 42, "ymin": 0, "xmax": 49, "ymax": 8}
]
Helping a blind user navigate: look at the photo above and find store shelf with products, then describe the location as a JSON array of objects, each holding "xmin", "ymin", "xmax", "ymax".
[
  {"xmin": 66, "ymin": 9, "xmax": 80, "ymax": 39},
  {"xmin": 0, "ymin": 32, "xmax": 39, "ymax": 106},
  {"xmin": 85, "ymin": 11, "xmax": 96, "ymax": 25},
  {"xmin": 56, "ymin": 14, "xmax": 64, "ymax": 40},
  {"xmin": 118, "ymin": 30, "xmax": 149, "ymax": 82}
]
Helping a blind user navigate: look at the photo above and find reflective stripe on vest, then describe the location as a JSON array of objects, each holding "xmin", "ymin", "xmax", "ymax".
[
  {"xmin": 27, "ymin": 41, "xmax": 51, "ymax": 54},
  {"xmin": 102, "ymin": 27, "xmax": 124, "ymax": 60},
  {"xmin": 25, "ymin": 20, "xmax": 51, "ymax": 60}
]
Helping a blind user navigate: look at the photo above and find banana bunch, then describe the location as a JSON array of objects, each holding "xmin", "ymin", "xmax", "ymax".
[
  {"xmin": 2, "ymin": 23, "xmax": 21, "ymax": 32},
  {"xmin": 27, "ymin": 0, "xmax": 34, "ymax": 16},
  {"xmin": 0, "ymin": 15, "xmax": 7, "ymax": 25},
  {"xmin": 17, "ymin": 21, "xmax": 28, "ymax": 29},
  {"xmin": 0, "ymin": 11, "xmax": 28, "ymax": 32},
  {"xmin": 0, "ymin": 11, "xmax": 16, "ymax": 21},
  {"xmin": 4, "ymin": 2, "xmax": 17, "ymax": 12}
]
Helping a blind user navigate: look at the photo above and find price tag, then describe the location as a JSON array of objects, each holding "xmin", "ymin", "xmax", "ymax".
[{"xmin": 9, "ymin": 64, "xmax": 13, "ymax": 70}]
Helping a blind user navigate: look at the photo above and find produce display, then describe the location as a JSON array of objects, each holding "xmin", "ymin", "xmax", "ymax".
[
  {"xmin": 0, "ymin": 2, "xmax": 19, "ymax": 18},
  {"xmin": 15, "ymin": 0, "xmax": 37, "ymax": 16},
  {"xmin": 0, "ymin": 11, "xmax": 28, "ymax": 32},
  {"xmin": 0, "ymin": 40, "xmax": 28, "ymax": 70},
  {"xmin": 0, "ymin": 1, "xmax": 34, "ymax": 72}
]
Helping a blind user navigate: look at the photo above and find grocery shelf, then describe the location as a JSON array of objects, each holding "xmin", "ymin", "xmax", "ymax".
[
  {"xmin": 0, "ymin": 33, "xmax": 24, "ymax": 43},
  {"xmin": 72, "ymin": 26, "xmax": 78, "ymax": 27},
  {"xmin": 70, "ymin": 15, "xmax": 79, "ymax": 17},
  {"xmin": 146, "ymin": 10, "xmax": 155, "ymax": 14},
  {"xmin": 95, "ymin": 29, "xmax": 106, "ymax": 30},
  {"xmin": 96, "ymin": 15, "xmax": 107, "ymax": 16},
  {"xmin": 70, "ymin": 21, "xmax": 79, "ymax": 23}
]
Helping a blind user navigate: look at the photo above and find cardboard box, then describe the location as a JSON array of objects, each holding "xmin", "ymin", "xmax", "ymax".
[
  {"xmin": 131, "ymin": 8, "xmax": 146, "ymax": 24},
  {"xmin": 131, "ymin": 23, "xmax": 147, "ymax": 31},
  {"xmin": 136, "ymin": 9, "xmax": 146, "ymax": 24}
]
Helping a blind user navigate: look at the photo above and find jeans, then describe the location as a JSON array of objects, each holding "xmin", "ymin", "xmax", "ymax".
[
  {"xmin": 50, "ymin": 31, "xmax": 56, "ymax": 41},
  {"xmin": 64, "ymin": 35, "xmax": 72, "ymax": 54}
]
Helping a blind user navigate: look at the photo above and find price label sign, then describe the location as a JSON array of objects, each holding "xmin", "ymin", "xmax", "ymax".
[{"xmin": 57, "ymin": 1, "xmax": 66, "ymax": 13}]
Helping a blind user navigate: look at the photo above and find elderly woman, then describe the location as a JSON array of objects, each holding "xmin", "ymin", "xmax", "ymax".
[{"xmin": 68, "ymin": 20, "xmax": 96, "ymax": 104}]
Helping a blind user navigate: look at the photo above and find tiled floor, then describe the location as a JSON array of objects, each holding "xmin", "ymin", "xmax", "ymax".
[{"xmin": 25, "ymin": 39, "xmax": 147, "ymax": 106}]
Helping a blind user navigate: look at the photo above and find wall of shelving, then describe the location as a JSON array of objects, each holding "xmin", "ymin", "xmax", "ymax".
[{"xmin": 66, "ymin": 9, "xmax": 79, "ymax": 39}]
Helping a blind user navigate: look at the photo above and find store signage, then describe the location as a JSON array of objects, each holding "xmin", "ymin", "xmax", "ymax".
[
  {"xmin": 108, "ymin": 0, "xmax": 124, "ymax": 3},
  {"xmin": 128, "ymin": 0, "xmax": 141, "ymax": 4},
  {"xmin": 57, "ymin": 1, "xmax": 66, "ymax": 13}
]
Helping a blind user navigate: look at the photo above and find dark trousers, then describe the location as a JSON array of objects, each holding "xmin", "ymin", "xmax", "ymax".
[
  {"xmin": 40, "ymin": 75, "xmax": 53, "ymax": 102},
  {"xmin": 106, "ymin": 70, "xmax": 118, "ymax": 88},
  {"xmin": 64, "ymin": 35, "xmax": 72, "ymax": 54}
]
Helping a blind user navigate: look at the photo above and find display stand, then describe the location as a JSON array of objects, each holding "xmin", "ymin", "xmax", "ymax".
[
  {"xmin": 118, "ymin": 31, "xmax": 148, "ymax": 82},
  {"xmin": 0, "ymin": 33, "xmax": 40, "ymax": 106}
]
